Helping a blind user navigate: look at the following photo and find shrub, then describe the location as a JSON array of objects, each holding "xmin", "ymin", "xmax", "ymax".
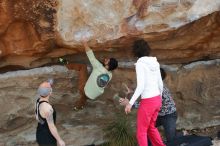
[{"xmin": 102, "ymin": 111, "xmax": 137, "ymax": 146}]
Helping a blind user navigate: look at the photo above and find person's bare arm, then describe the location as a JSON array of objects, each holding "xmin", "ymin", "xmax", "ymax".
[
  {"xmin": 45, "ymin": 106, "xmax": 65, "ymax": 146},
  {"xmin": 119, "ymin": 97, "xmax": 129, "ymax": 106},
  {"xmin": 82, "ymin": 40, "xmax": 91, "ymax": 52}
]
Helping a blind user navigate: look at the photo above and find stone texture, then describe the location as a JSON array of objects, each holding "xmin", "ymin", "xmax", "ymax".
[
  {"xmin": 0, "ymin": 60, "xmax": 219, "ymax": 145},
  {"xmin": 0, "ymin": 0, "xmax": 220, "ymax": 70},
  {"xmin": 164, "ymin": 60, "xmax": 220, "ymax": 129},
  {"xmin": 0, "ymin": 0, "xmax": 57, "ymax": 69},
  {"xmin": 0, "ymin": 0, "xmax": 220, "ymax": 145},
  {"xmin": 56, "ymin": 0, "xmax": 220, "ymax": 44},
  {"xmin": 112, "ymin": 59, "xmax": 220, "ymax": 129},
  {"xmin": 0, "ymin": 65, "xmax": 116, "ymax": 146}
]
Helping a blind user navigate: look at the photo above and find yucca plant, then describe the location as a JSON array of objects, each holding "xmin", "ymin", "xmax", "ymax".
[{"xmin": 102, "ymin": 111, "xmax": 137, "ymax": 146}]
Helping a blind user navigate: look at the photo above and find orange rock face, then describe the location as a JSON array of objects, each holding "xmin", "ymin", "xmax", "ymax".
[
  {"xmin": 0, "ymin": 0, "xmax": 220, "ymax": 70},
  {"xmin": 0, "ymin": 0, "xmax": 57, "ymax": 69},
  {"xmin": 0, "ymin": 1, "xmax": 220, "ymax": 145}
]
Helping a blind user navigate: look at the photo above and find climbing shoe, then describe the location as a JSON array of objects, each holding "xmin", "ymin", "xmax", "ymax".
[{"xmin": 58, "ymin": 57, "xmax": 68, "ymax": 65}]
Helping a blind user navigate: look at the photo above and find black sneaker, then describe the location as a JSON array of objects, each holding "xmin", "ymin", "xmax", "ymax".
[{"xmin": 58, "ymin": 58, "xmax": 68, "ymax": 65}]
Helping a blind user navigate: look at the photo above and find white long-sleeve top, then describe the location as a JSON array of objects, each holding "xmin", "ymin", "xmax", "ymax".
[{"xmin": 129, "ymin": 57, "xmax": 163, "ymax": 106}]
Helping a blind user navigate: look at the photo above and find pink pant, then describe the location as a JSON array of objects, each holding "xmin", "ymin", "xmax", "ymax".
[{"xmin": 137, "ymin": 95, "xmax": 165, "ymax": 146}]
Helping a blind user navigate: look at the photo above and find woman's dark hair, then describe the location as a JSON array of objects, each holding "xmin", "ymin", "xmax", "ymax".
[
  {"xmin": 160, "ymin": 68, "xmax": 166, "ymax": 80},
  {"xmin": 108, "ymin": 58, "xmax": 118, "ymax": 71},
  {"xmin": 132, "ymin": 39, "xmax": 151, "ymax": 58}
]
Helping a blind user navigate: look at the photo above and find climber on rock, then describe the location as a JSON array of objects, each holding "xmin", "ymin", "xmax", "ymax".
[{"xmin": 59, "ymin": 40, "xmax": 118, "ymax": 110}]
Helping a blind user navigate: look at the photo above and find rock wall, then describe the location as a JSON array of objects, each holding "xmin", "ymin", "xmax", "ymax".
[
  {"xmin": 0, "ymin": 65, "xmax": 113, "ymax": 146},
  {"xmin": 0, "ymin": 0, "xmax": 220, "ymax": 69},
  {"xmin": 0, "ymin": 60, "xmax": 219, "ymax": 145},
  {"xmin": 0, "ymin": 0, "xmax": 220, "ymax": 145},
  {"xmin": 111, "ymin": 59, "xmax": 220, "ymax": 129},
  {"xmin": 56, "ymin": 0, "xmax": 220, "ymax": 45}
]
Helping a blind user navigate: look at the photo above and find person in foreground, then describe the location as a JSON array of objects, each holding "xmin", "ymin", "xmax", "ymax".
[
  {"xmin": 154, "ymin": 68, "xmax": 177, "ymax": 143},
  {"xmin": 62, "ymin": 40, "xmax": 118, "ymax": 110},
  {"xmin": 35, "ymin": 81, "xmax": 65, "ymax": 146},
  {"xmin": 123, "ymin": 39, "xmax": 165, "ymax": 146},
  {"xmin": 119, "ymin": 68, "xmax": 178, "ymax": 144},
  {"xmin": 147, "ymin": 68, "xmax": 177, "ymax": 145}
]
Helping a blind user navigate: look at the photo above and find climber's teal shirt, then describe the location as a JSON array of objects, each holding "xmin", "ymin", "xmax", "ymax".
[{"xmin": 84, "ymin": 50, "xmax": 112, "ymax": 100}]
